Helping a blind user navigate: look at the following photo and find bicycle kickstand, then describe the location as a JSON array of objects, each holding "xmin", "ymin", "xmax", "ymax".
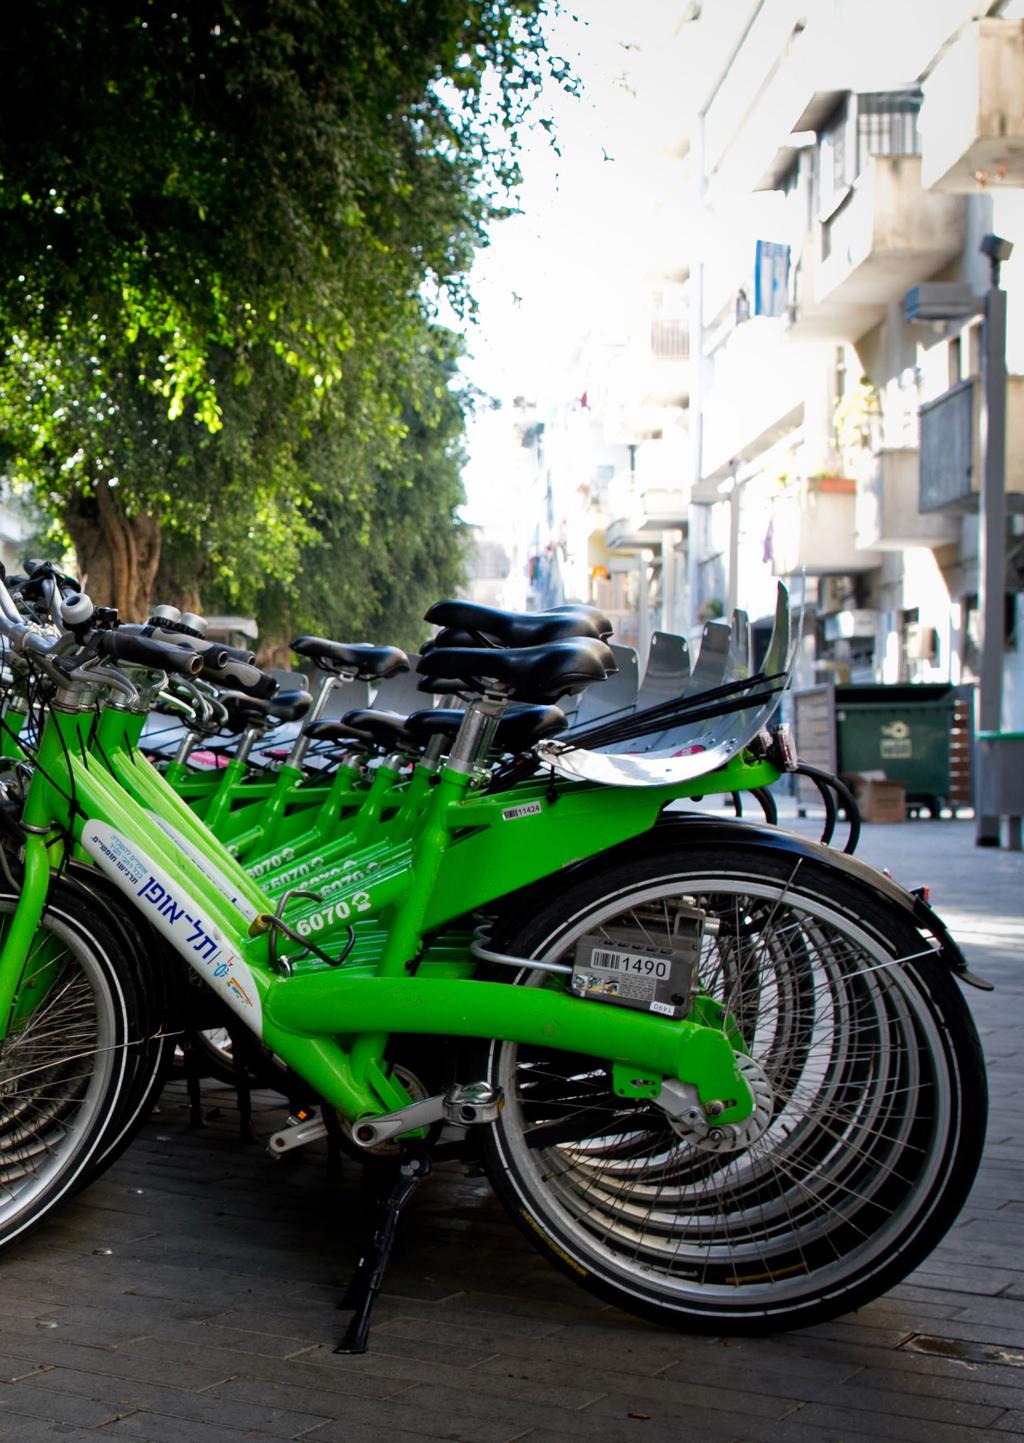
[{"xmin": 335, "ymin": 1139, "xmax": 432, "ymax": 1355}]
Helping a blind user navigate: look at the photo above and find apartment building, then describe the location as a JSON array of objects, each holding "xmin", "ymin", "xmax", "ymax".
[{"xmin": 689, "ymin": 0, "xmax": 1024, "ymax": 723}]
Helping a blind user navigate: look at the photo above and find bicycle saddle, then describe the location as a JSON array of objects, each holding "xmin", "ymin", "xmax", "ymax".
[
  {"xmin": 423, "ymin": 601, "xmax": 612, "ymax": 649},
  {"xmin": 315, "ymin": 709, "xmax": 414, "ymax": 750},
  {"xmin": 416, "ymin": 638, "xmax": 614, "ymax": 703},
  {"xmin": 405, "ymin": 703, "xmax": 567, "ymax": 751},
  {"xmin": 290, "ymin": 638, "xmax": 410, "ymax": 680},
  {"xmin": 220, "ymin": 688, "xmax": 313, "ymax": 731}
]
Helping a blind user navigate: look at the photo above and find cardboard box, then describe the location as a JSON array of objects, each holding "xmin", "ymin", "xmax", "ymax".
[{"xmin": 845, "ymin": 771, "xmax": 907, "ymax": 823}]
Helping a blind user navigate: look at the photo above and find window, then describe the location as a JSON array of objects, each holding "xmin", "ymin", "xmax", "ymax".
[
  {"xmin": 948, "ymin": 335, "xmax": 962, "ymax": 389},
  {"xmin": 967, "ymin": 322, "xmax": 983, "ymax": 380},
  {"xmin": 818, "ymin": 90, "xmax": 922, "ymax": 221},
  {"xmin": 818, "ymin": 98, "xmax": 851, "ymax": 218},
  {"xmin": 961, "ymin": 592, "xmax": 1017, "ymax": 675},
  {"xmin": 856, "ymin": 90, "xmax": 922, "ymax": 171}
]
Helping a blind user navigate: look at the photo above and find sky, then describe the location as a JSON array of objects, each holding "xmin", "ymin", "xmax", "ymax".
[{"xmin": 456, "ymin": 0, "xmax": 704, "ymax": 528}]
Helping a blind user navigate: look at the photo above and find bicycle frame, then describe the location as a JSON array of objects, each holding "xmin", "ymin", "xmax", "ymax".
[{"xmin": 1, "ymin": 693, "xmax": 780, "ymax": 1132}]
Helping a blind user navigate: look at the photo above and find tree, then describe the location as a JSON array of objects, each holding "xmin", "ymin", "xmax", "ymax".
[
  {"xmin": 243, "ymin": 325, "xmax": 471, "ymax": 655},
  {"xmin": 0, "ymin": 1, "xmax": 570, "ymax": 621}
]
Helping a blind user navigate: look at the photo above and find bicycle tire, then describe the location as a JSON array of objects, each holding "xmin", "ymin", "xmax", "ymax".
[
  {"xmin": 0, "ymin": 885, "xmax": 146, "ymax": 1248},
  {"xmin": 80, "ymin": 908, "xmax": 179, "ymax": 1183},
  {"xmin": 475, "ymin": 840, "xmax": 986, "ymax": 1332}
]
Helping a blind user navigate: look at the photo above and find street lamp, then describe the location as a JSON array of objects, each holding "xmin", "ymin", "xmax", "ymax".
[
  {"xmin": 975, "ymin": 232, "xmax": 1012, "ymax": 846},
  {"xmin": 905, "ymin": 235, "xmax": 1012, "ymax": 845}
]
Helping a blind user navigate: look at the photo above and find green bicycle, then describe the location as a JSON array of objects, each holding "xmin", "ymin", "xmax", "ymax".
[{"xmin": 0, "ymin": 571, "xmax": 988, "ymax": 1353}]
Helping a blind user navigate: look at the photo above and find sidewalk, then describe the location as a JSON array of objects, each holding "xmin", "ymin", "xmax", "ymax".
[{"xmin": 0, "ymin": 809, "xmax": 1021, "ymax": 1443}]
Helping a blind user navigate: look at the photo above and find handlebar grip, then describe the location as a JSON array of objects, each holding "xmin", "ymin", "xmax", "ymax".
[
  {"xmin": 122, "ymin": 624, "xmax": 232, "ymax": 671},
  {"xmin": 161, "ymin": 635, "xmax": 231, "ymax": 670},
  {"xmin": 202, "ymin": 658, "xmax": 278, "ymax": 699},
  {"xmin": 94, "ymin": 630, "xmax": 204, "ymax": 677},
  {"xmin": 213, "ymin": 641, "xmax": 257, "ymax": 665}
]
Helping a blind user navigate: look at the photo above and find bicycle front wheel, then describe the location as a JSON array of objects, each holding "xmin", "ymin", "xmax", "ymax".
[
  {"xmin": 477, "ymin": 840, "xmax": 986, "ymax": 1332},
  {"xmin": 0, "ymin": 890, "xmax": 141, "ymax": 1248}
]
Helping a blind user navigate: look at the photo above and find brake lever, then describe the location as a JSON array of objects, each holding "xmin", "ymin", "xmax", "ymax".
[
  {"xmin": 174, "ymin": 678, "xmax": 228, "ymax": 735},
  {"xmin": 64, "ymin": 658, "xmax": 141, "ymax": 708},
  {"xmin": 41, "ymin": 577, "xmax": 65, "ymax": 630},
  {"xmin": 154, "ymin": 687, "xmax": 199, "ymax": 723}
]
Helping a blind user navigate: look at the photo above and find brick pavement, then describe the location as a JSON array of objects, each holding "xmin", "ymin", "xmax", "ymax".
[{"xmin": 0, "ymin": 808, "xmax": 1021, "ymax": 1443}]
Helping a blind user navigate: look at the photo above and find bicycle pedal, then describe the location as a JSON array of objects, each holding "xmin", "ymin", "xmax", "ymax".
[
  {"xmin": 267, "ymin": 1113, "xmax": 329, "ymax": 1156},
  {"xmin": 441, "ymin": 1081, "xmax": 503, "ymax": 1126}
]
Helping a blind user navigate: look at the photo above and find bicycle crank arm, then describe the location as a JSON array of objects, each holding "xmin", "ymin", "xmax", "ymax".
[
  {"xmin": 350, "ymin": 1081, "xmax": 503, "ymax": 1150},
  {"xmin": 264, "ymin": 1083, "xmax": 502, "ymax": 1156},
  {"xmin": 267, "ymin": 1115, "xmax": 330, "ymax": 1155}
]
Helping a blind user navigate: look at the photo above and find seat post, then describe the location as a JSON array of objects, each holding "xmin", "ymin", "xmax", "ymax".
[
  {"xmin": 173, "ymin": 731, "xmax": 200, "ymax": 768},
  {"xmin": 445, "ymin": 695, "xmax": 508, "ymax": 776},
  {"xmin": 284, "ymin": 673, "xmax": 342, "ymax": 770},
  {"xmin": 234, "ymin": 723, "xmax": 266, "ymax": 768}
]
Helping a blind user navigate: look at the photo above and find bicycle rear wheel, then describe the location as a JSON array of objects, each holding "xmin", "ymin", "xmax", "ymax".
[
  {"xmin": 0, "ymin": 887, "xmax": 145, "ymax": 1247},
  {"xmin": 477, "ymin": 840, "xmax": 986, "ymax": 1331}
]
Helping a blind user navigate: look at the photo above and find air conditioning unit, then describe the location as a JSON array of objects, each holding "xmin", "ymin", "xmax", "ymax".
[
  {"xmin": 820, "ymin": 575, "xmax": 853, "ymax": 613},
  {"xmin": 905, "ymin": 623, "xmax": 938, "ymax": 661},
  {"xmin": 823, "ymin": 609, "xmax": 877, "ymax": 641}
]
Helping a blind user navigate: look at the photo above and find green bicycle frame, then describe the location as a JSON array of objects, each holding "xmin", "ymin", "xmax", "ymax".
[{"xmin": 1, "ymin": 691, "xmax": 781, "ymax": 1136}]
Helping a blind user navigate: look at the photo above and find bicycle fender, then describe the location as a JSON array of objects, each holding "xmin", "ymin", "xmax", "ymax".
[
  {"xmin": 659, "ymin": 815, "xmax": 993, "ymax": 991},
  {"xmin": 491, "ymin": 813, "xmax": 993, "ymax": 992}
]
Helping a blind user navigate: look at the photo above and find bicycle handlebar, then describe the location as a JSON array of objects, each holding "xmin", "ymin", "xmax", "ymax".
[
  {"xmin": 93, "ymin": 629, "xmax": 204, "ymax": 677},
  {"xmin": 121, "ymin": 624, "xmax": 231, "ymax": 672},
  {"xmin": 201, "ymin": 658, "xmax": 279, "ymax": 699},
  {"xmin": 207, "ymin": 641, "xmax": 256, "ymax": 666}
]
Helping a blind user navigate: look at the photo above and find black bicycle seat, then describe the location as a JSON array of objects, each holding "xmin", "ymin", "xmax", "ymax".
[
  {"xmin": 290, "ymin": 638, "xmax": 409, "ymax": 680},
  {"xmin": 304, "ymin": 710, "xmax": 413, "ymax": 750},
  {"xmin": 416, "ymin": 638, "xmax": 613, "ymax": 703},
  {"xmin": 220, "ymin": 688, "xmax": 313, "ymax": 730},
  {"xmin": 423, "ymin": 601, "xmax": 612, "ymax": 649},
  {"xmin": 405, "ymin": 703, "xmax": 567, "ymax": 751}
]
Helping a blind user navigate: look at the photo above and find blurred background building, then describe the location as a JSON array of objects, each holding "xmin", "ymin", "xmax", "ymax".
[{"xmin": 465, "ymin": 0, "xmax": 1024, "ymax": 736}]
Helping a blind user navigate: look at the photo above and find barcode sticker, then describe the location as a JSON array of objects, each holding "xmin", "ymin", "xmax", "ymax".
[
  {"xmin": 502, "ymin": 801, "xmax": 543, "ymax": 821},
  {"xmin": 590, "ymin": 948, "xmax": 671, "ymax": 980}
]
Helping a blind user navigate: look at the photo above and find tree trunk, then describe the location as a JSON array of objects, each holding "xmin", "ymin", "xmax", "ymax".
[
  {"xmin": 66, "ymin": 479, "xmax": 162, "ymax": 620},
  {"xmin": 153, "ymin": 564, "xmax": 203, "ymax": 616}
]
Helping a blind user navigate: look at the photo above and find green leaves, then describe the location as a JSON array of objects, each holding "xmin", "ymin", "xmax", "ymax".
[{"xmin": 0, "ymin": 0, "xmax": 570, "ymax": 629}]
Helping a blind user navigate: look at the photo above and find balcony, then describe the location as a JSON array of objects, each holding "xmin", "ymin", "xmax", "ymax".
[
  {"xmin": 643, "ymin": 318, "xmax": 690, "ymax": 409},
  {"xmin": 787, "ymin": 235, "xmax": 878, "ymax": 342},
  {"xmin": 815, "ymin": 156, "xmax": 965, "ymax": 324},
  {"xmin": 700, "ymin": 319, "xmax": 806, "ymax": 481},
  {"xmin": 605, "ymin": 467, "xmax": 689, "ymax": 551},
  {"xmin": 919, "ymin": 376, "xmax": 1024, "ymax": 513},
  {"xmin": 853, "ymin": 447, "xmax": 959, "ymax": 549},
  {"xmin": 599, "ymin": 314, "xmax": 690, "ymax": 445},
  {"xmin": 770, "ymin": 475, "xmax": 881, "ymax": 576},
  {"xmin": 921, "ymin": 19, "xmax": 1024, "ymax": 192}
]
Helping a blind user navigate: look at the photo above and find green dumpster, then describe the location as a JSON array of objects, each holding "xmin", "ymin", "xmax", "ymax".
[{"xmin": 834, "ymin": 684, "xmax": 959, "ymax": 815}]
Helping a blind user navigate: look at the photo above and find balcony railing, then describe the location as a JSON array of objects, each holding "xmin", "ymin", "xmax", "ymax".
[
  {"xmin": 816, "ymin": 156, "xmax": 965, "ymax": 316},
  {"xmin": 919, "ymin": 380, "xmax": 976, "ymax": 512},
  {"xmin": 787, "ymin": 156, "xmax": 966, "ymax": 342},
  {"xmin": 605, "ymin": 472, "xmax": 690, "ymax": 549},
  {"xmin": 650, "ymin": 319, "xmax": 689, "ymax": 360},
  {"xmin": 919, "ymin": 375, "xmax": 1024, "ymax": 513}
]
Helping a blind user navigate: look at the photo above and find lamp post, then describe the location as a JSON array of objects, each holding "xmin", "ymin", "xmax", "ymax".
[
  {"xmin": 905, "ymin": 235, "xmax": 1012, "ymax": 845},
  {"xmin": 975, "ymin": 233, "xmax": 1012, "ymax": 846}
]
